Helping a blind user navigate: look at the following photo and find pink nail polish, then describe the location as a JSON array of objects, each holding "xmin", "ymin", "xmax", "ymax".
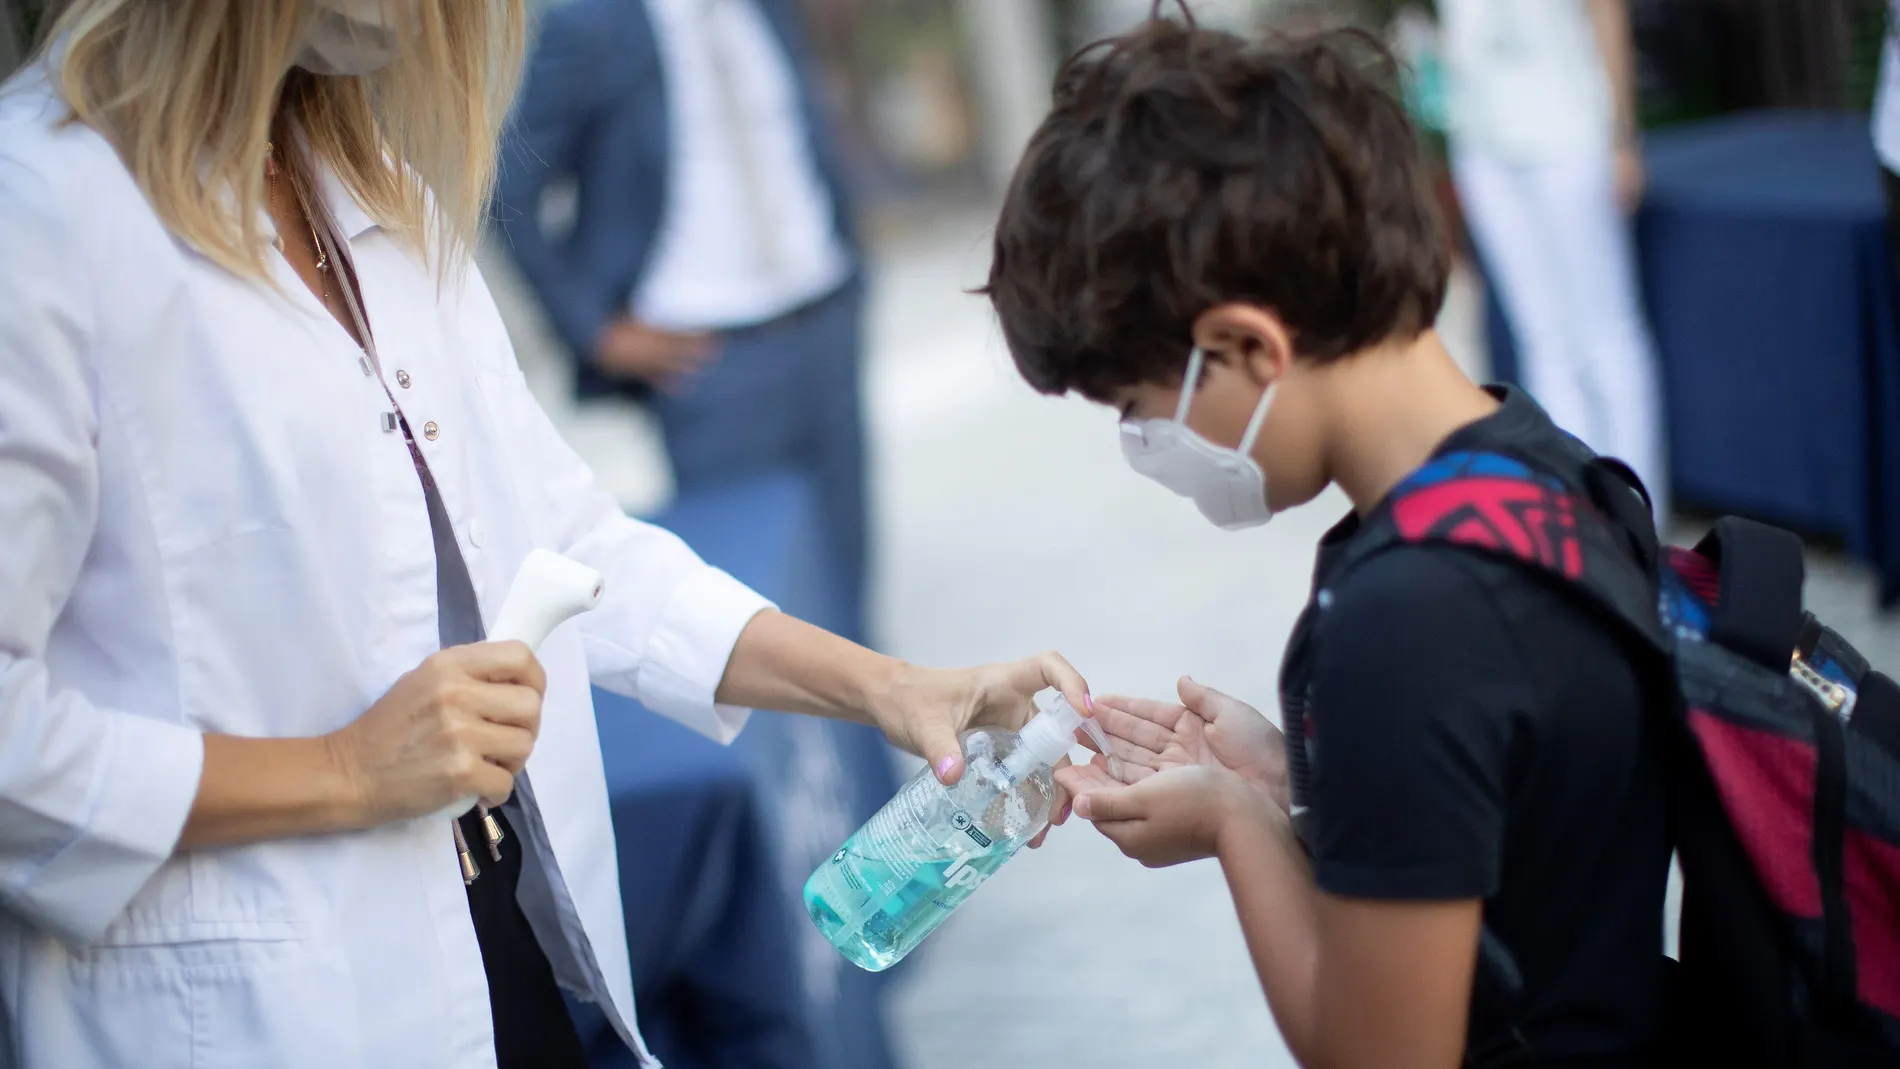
[
  {"xmin": 934, "ymin": 755, "xmax": 959, "ymax": 779},
  {"xmin": 1084, "ymin": 690, "xmax": 1094, "ymax": 712},
  {"xmin": 1058, "ymin": 802, "xmax": 1073, "ymax": 824}
]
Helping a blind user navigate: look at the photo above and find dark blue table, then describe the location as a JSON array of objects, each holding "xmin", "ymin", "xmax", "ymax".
[
  {"xmin": 1486, "ymin": 111, "xmax": 1900, "ymax": 604},
  {"xmin": 576, "ymin": 471, "xmax": 901, "ymax": 1069}
]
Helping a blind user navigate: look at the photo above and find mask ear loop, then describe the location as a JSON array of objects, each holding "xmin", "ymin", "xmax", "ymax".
[
  {"xmin": 1236, "ymin": 377, "xmax": 1277, "ymax": 455},
  {"xmin": 1173, "ymin": 347, "xmax": 1207, "ymax": 424}
]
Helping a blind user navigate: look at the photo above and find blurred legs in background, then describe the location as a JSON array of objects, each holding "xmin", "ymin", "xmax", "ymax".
[
  {"xmin": 654, "ymin": 284, "xmax": 869, "ymax": 644},
  {"xmin": 1455, "ymin": 146, "xmax": 1671, "ymax": 520}
]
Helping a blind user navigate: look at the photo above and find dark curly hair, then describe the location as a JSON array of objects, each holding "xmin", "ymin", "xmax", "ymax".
[{"xmin": 981, "ymin": 12, "xmax": 1449, "ymax": 402}]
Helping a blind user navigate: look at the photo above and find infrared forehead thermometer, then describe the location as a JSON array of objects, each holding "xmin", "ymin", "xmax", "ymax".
[
  {"xmin": 489, "ymin": 548, "xmax": 604, "ymax": 650},
  {"xmin": 440, "ymin": 549, "xmax": 603, "ymax": 819}
]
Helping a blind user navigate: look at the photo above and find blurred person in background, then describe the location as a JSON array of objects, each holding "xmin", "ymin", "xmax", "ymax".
[
  {"xmin": 495, "ymin": 0, "xmax": 871, "ymax": 644},
  {"xmin": 0, "ymin": 2, "xmax": 1089, "ymax": 1066},
  {"xmin": 1877, "ymin": 1, "xmax": 1900, "ymax": 277},
  {"xmin": 988, "ymin": 16, "xmax": 1671, "ymax": 1068},
  {"xmin": 1440, "ymin": 0, "xmax": 1670, "ymax": 521}
]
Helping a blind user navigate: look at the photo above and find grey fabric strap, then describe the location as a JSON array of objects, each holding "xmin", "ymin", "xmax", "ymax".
[{"xmin": 421, "ymin": 469, "xmax": 486, "ymax": 649}]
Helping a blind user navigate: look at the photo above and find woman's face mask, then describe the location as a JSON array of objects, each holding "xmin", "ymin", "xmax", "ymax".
[
  {"xmin": 296, "ymin": 0, "xmax": 410, "ymax": 76},
  {"xmin": 1119, "ymin": 347, "xmax": 1279, "ymax": 530}
]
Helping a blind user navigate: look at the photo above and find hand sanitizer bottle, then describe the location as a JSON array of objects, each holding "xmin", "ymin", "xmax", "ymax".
[{"xmin": 803, "ymin": 691, "xmax": 1119, "ymax": 971}]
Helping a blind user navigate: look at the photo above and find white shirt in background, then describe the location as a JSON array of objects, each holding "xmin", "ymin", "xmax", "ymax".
[
  {"xmin": 635, "ymin": 0, "xmax": 851, "ymax": 332},
  {"xmin": 1439, "ymin": 0, "xmax": 1615, "ymax": 162},
  {"xmin": 1873, "ymin": 1, "xmax": 1900, "ymax": 172}
]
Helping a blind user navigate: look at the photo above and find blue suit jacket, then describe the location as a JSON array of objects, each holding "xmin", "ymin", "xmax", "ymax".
[{"xmin": 494, "ymin": 0, "xmax": 860, "ymax": 400}]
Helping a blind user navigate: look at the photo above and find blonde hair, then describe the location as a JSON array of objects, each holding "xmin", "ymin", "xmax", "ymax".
[{"xmin": 40, "ymin": 0, "xmax": 525, "ymax": 278}]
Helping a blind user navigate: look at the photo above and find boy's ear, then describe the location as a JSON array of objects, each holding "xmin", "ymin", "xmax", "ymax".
[{"xmin": 1191, "ymin": 303, "xmax": 1294, "ymax": 387}]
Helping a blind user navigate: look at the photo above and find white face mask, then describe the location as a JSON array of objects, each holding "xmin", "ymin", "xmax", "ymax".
[
  {"xmin": 296, "ymin": 0, "xmax": 407, "ymax": 77},
  {"xmin": 1120, "ymin": 347, "xmax": 1278, "ymax": 530}
]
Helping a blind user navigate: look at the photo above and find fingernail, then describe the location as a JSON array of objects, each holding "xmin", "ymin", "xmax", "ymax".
[
  {"xmin": 1074, "ymin": 795, "xmax": 1093, "ymax": 820},
  {"xmin": 1058, "ymin": 802, "xmax": 1073, "ymax": 824},
  {"xmin": 1084, "ymin": 690, "xmax": 1094, "ymax": 713},
  {"xmin": 934, "ymin": 755, "xmax": 959, "ymax": 780}
]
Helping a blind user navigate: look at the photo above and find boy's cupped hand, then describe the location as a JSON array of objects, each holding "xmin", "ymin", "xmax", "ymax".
[
  {"xmin": 1055, "ymin": 675, "xmax": 1291, "ymax": 868},
  {"xmin": 1057, "ymin": 763, "xmax": 1255, "ymax": 868},
  {"xmin": 1073, "ymin": 676, "xmax": 1290, "ymax": 813}
]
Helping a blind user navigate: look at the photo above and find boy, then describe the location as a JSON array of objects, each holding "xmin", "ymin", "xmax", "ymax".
[{"xmin": 984, "ymin": 15, "xmax": 1671, "ymax": 1069}]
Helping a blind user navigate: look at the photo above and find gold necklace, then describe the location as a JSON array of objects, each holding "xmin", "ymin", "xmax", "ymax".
[{"xmin": 265, "ymin": 141, "xmax": 330, "ymax": 300}]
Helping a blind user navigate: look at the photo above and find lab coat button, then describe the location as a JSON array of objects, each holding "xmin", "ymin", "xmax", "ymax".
[
  {"xmin": 395, "ymin": 369, "xmax": 412, "ymax": 389},
  {"xmin": 422, "ymin": 421, "xmax": 439, "ymax": 441},
  {"xmin": 468, "ymin": 520, "xmax": 486, "ymax": 548}
]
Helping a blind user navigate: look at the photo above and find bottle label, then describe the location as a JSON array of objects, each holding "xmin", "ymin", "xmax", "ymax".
[
  {"xmin": 950, "ymin": 810, "xmax": 992, "ymax": 849},
  {"xmin": 942, "ymin": 850, "xmax": 987, "ymax": 891},
  {"xmin": 847, "ymin": 774, "xmax": 947, "ymax": 897}
]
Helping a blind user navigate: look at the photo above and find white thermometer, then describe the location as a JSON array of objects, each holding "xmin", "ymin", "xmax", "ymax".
[
  {"xmin": 489, "ymin": 548, "xmax": 604, "ymax": 650},
  {"xmin": 441, "ymin": 549, "xmax": 604, "ymax": 821}
]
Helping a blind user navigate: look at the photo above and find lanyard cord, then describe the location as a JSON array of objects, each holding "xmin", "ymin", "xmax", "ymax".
[{"xmin": 301, "ymin": 177, "xmax": 506, "ymax": 885}]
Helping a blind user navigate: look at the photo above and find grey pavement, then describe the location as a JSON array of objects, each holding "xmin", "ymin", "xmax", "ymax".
[{"xmin": 483, "ymin": 207, "xmax": 1900, "ymax": 1069}]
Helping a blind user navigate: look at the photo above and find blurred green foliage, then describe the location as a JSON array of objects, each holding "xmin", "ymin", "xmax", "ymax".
[
  {"xmin": 22, "ymin": 0, "xmax": 49, "ymax": 41},
  {"xmin": 1847, "ymin": 0, "xmax": 1889, "ymax": 110},
  {"xmin": 1357, "ymin": 0, "xmax": 1434, "ymax": 26}
]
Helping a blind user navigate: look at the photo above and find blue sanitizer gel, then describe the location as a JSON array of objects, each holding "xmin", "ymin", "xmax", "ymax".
[{"xmin": 803, "ymin": 693, "xmax": 1117, "ymax": 971}]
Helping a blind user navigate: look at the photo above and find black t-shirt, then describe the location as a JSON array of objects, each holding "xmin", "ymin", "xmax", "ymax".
[{"xmin": 1299, "ymin": 390, "xmax": 1671, "ymax": 1067}]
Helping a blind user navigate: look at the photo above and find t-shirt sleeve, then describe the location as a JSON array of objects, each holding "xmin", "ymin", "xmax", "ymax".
[{"xmin": 1305, "ymin": 547, "xmax": 1534, "ymax": 902}]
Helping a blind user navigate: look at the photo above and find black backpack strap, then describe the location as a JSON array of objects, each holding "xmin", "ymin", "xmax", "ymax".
[
  {"xmin": 1809, "ymin": 698, "xmax": 1860, "ymax": 1022},
  {"xmin": 1385, "ymin": 449, "xmax": 1670, "ymax": 653},
  {"xmin": 1851, "ymin": 672, "xmax": 1900, "ymax": 763},
  {"xmin": 1581, "ymin": 457, "xmax": 1659, "ymax": 577},
  {"xmin": 1691, "ymin": 518, "xmax": 1805, "ymax": 673}
]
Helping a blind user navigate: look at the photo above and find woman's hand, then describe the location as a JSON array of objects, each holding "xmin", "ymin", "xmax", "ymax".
[
  {"xmin": 711, "ymin": 613, "xmax": 1092, "ymax": 847},
  {"xmin": 871, "ymin": 651, "xmax": 1092, "ymax": 847},
  {"xmin": 594, "ymin": 316, "xmax": 716, "ymax": 391},
  {"xmin": 324, "ymin": 642, "xmax": 547, "ymax": 825},
  {"xmin": 1058, "ymin": 763, "xmax": 1261, "ymax": 868},
  {"xmin": 1088, "ymin": 676, "xmax": 1289, "ymax": 813}
]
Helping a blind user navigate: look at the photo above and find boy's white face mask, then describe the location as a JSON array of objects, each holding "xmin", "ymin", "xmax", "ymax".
[
  {"xmin": 296, "ymin": 0, "xmax": 409, "ymax": 76},
  {"xmin": 1119, "ymin": 347, "xmax": 1278, "ymax": 531}
]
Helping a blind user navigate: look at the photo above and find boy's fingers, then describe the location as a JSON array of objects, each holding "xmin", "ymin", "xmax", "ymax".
[
  {"xmin": 1096, "ymin": 694, "xmax": 1187, "ymax": 731},
  {"xmin": 1099, "ymin": 734, "xmax": 1162, "ymax": 774},
  {"xmin": 1054, "ymin": 762, "xmax": 1118, "ymax": 797},
  {"xmin": 1033, "ymin": 757, "xmax": 1079, "ymax": 850},
  {"xmin": 1049, "ymin": 756, "xmax": 1074, "ymax": 825},
  {"xmin": 1072, "ymin": 784, "xmax": 1143, "ymax": 822},
  {"xmin": 1092, "ymin": 705, "xmax": 1175, "ymax": 754},
  {"xmin": 1095, "ymin": 751, "xmax": 1151, "ymax": 784},
  {"xmin": 1176, "ymin": 675, "xmax": 1212, "ymax": 716}
]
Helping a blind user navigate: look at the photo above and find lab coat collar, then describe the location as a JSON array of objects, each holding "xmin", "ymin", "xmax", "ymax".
[
  {"xmin": 317, "ymin": 163, "xmax": 380, "ymax": 242},
  {"xmin": 5, "ymin": 53, "xmax": 380, "ymax": 244}
]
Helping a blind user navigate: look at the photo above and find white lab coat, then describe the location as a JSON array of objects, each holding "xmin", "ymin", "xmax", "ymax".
[{"xmin": 0, "ymin": 68, "xmax": 772, "ymax": 1068}]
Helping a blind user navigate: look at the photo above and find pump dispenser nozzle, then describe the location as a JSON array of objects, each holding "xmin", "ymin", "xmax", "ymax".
[{"xmin": 1001, "ymin": 691, "xmax": 1123, "ymax": 782}]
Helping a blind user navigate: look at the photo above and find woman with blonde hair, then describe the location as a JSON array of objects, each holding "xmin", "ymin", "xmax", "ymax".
[{"xmin": 0, "ymin": 3, "xmax": 1091, "ymax": 1066}]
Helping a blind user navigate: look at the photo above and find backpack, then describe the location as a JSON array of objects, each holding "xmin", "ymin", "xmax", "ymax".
[{"xmin": 1283, "ymin": 448, "xmax": 1900, "ymax": 1068}]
